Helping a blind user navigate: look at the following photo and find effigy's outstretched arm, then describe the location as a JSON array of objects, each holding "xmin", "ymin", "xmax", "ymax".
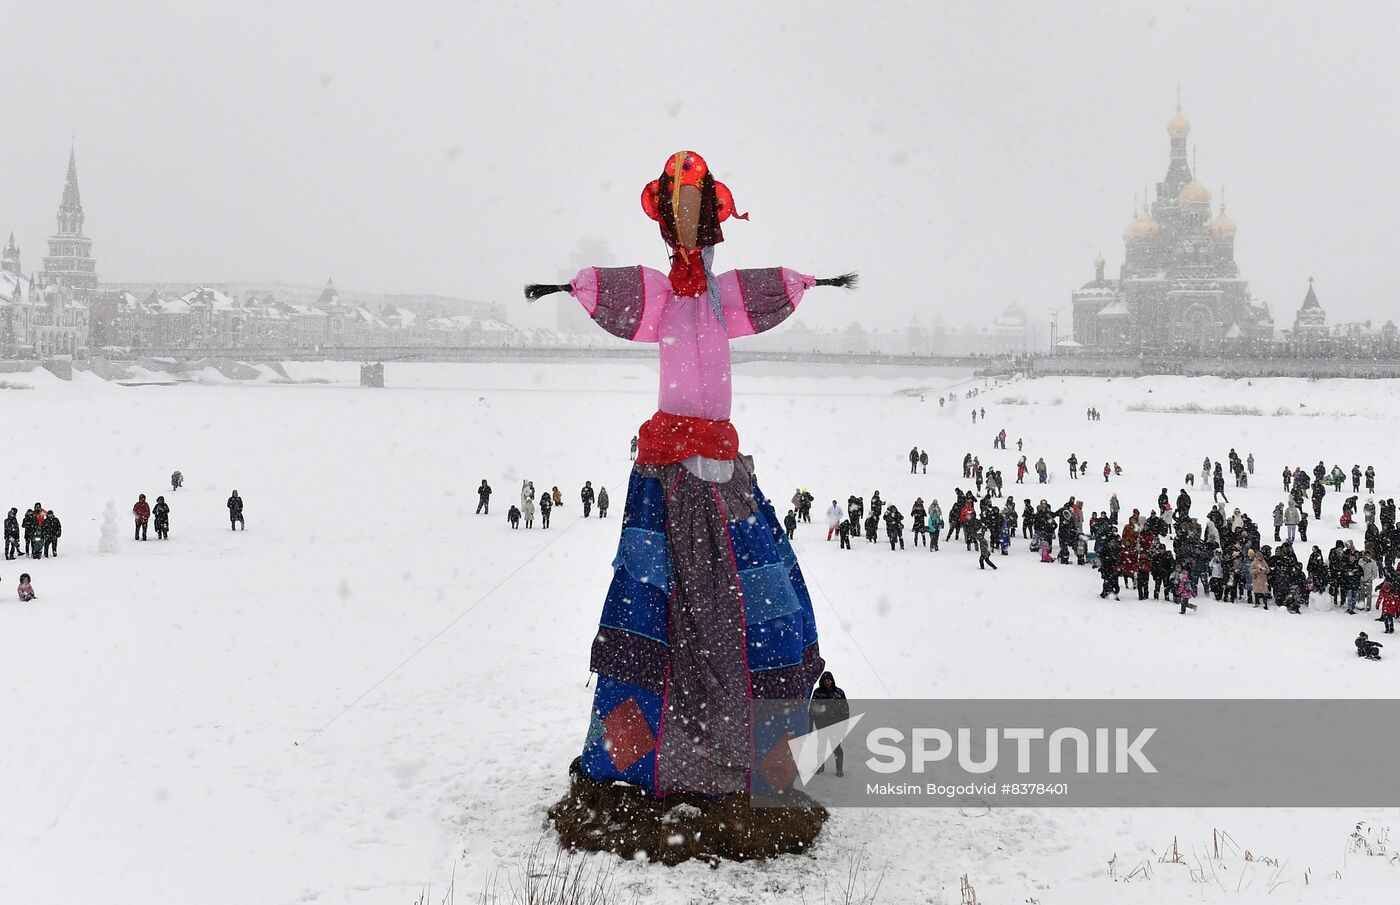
[
  {"xmin": 718, "ymin": 269, "xmax": 858, "ymax": 339},
  {"xmin": 524, "ymin": 266, "xmax": 671, "ymax": 342}
]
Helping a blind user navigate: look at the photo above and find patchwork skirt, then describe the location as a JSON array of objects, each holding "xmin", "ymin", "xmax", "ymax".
[{"xmin": 578, "ymin": 454, "xmax": 825, "ymax": 798}]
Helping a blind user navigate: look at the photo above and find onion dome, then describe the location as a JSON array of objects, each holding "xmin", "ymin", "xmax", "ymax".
[
  {"xmin": 1210, "ymin": 206, "xmax": 1237, "ymax": 239},
  {"xmin": 1122, "ymin": 206, "xmax": 1161, "ymax": 242},
  {"xmin": 1179, "ymin": 179, "xmax": 1211, "ymax": 204},
  {"xmin": 1168, "ymin": 108, "xmax": 1190, "ymax": 138},
  {"xmin": 1094, "ymin": 252, "xmax": 1105, "ymax": 268}
]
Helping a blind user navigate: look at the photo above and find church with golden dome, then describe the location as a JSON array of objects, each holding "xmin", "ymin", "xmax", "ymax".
[{"xmin": 1070, "ymin": 104, "xmax": 1274, "ymax": 351}]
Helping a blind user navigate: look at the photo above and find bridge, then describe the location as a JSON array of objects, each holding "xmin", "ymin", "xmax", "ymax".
[{"xmin": 103, "ymin": 345, "xmax": 1020, "ymax": 370}]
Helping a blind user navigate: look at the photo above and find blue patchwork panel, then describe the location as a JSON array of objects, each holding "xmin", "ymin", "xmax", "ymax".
[
  {"xmin": 599, "ymin": 567, "xmax": 670, "ymax": 644},
  {"xmin": 579, "ymin": 674, "xmax": 663, "ymax": 794},
  {"xmin": 738, "ymin": 562, "xmax": 803, "ymax": 625},
  {"xmin": 612, "ymin": 527, "xmax": 673, "ymax": 594},
  {"xmin": 621, "ymin": 470, "xmax": 667, "ymax": 533}
]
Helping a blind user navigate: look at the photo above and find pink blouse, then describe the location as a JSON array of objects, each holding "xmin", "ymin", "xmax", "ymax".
[{"xmin": 570, "ymin": 265, "xmax": 815, "ymax": 421}]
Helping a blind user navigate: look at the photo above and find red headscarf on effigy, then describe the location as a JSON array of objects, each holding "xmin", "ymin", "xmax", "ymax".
[{"xmin": 639, "ymin": 150, "xmax": 747, "ymax": 297}]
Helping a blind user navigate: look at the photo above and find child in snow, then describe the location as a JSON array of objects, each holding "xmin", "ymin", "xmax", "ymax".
[
  {"xmin": 1176, "ymin": 566, "xmax": 1198, "ymax": 614},
  {"xmin": 1356, "ymin": 632, "xmax": 1383, "ymax": 661},
  {"xmin": 507, "ymin": 504, "xmax": 522, "ymax": 529},
  {"xmin": 17, "ymin": 573, "xmax": 35, "ymax": 601},
  {"xmin": 1379, "ymin": 580, "xmax": 1399, "ymax": 634}
]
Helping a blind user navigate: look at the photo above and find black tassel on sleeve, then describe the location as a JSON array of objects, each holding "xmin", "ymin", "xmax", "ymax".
[
  {"xmin": 524, "ymin": 283, "xmax": 573, "ymax": 302},
  {"xmin": 815, "ymin": 272, "xmax": 859, "ymax": 289}
]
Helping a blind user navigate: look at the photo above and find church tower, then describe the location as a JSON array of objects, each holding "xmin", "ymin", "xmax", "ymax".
[
  {"xmin": 42, "ymin": 147, "xmax": 98, "ymax": 290},
  {"xmin": 1293, "ymin": 277, "xmax": 1327, "ymax": 334},
  {"xmin": 1, "ymin": 233, "xmax": 19, "ymax": 275},
  {"xmin": 1159, "ymin": 102, "xmax": 1193, "ymax": 200}
]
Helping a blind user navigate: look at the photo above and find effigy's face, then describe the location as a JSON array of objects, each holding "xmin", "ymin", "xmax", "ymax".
[{"xmin": 675, "ymin": 184, "xmax": 702, "ymax": 249}]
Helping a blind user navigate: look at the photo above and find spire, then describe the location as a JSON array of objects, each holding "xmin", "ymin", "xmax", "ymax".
[
  {"xmin": 1302, "ymin": 276, "xmax": 1321, "ymax": 310},
  {"xmin": 62, "ymin": 144, "xmax": 82, "ymax": 214},
  {"xmin": 0, "ymin": 232, "xmax": 18, "ymax": 275},
  {"xmin": 317, "ymin": 277, "xmax": 341, "ymax": 308},
  {"xmin": 54, "ymin": 144, "xmax": 86, "ymax": 238},
  {"xmin": 1165, "ymin": 96, "xmax": 1192, "ymax": 187}
]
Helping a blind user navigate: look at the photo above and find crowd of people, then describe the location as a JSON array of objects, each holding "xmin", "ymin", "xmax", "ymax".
[
  {"xmin": 477, "ymin": 479, "xmax": 611, "ymax": 531},
  {"xmin": 473, "ymin": 419, "xmax": 1392, "ymax": 660},
  {"xmin": 797, "ymin": 433, "xmax": 1394, "ymax": 655},
  {"xmin": 4, "ymin": 471, "xmax": 249, "ymax": 603},
  {"xmin": 4, "ymin": 504, "xmax": 63, "ymax": 560}
]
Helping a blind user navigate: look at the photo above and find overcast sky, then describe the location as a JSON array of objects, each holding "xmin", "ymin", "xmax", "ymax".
[{"xmin": 3, "ymin": 1, "xmax": 1396, "ymax": 331}]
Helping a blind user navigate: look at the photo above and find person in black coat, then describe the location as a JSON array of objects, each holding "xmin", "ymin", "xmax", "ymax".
[
  {"xmin": 809, "ymin": 671, "xmax": 850, "ymax": 776},
  {"xmin": 507, "ymin": 504, "xmax": 521, "ymax": 529},
  {"xmin": 884, "ymin": 505, "xmax": 904, "ymax": 551},
  {"xmin": 947, "ymin": 490, "xmax": 965, "ymax": 542},
  {"xmin": 580, "ymin": 481, "xmax": 595, "ymax": 517},
  {"xmin": 1151, "ymin": 543, "xmax": 1175, "ymax": 600},
  {"xmin": 227, "ymin": 491, "xmax": 245, "ymax": 530},
  {"xmin": 476, "ymin": 480, "xmax": 492, "ymax": 515},
  {"xmin": 152, "ymin": 496, "xmax": 171, "ymax": 540},
  {"xmin": 21, "ymin": 506, "xmax": 39, "ymax": 558},
  {"xmin": 1327, "ymin": 541, "xmax": 1346, "ymax": 605},
  {"xmin": 784, "ymin": 509, "xmax": 798, "ymax": 540},
  {"xmin": 539, "ymin": 491, "xmax": 553, "ymax": 529},
  {"xmin": 1099, "ymin": 534, "xmax": 1122, "ymax": 599},
  {"xmin": 1356, "ymin": 632, "xmax": 1383, "ymax": 660},
  {"xmin": 1307, "ymin": 546, "xmax": 1328, "ymax": 598},
  {"xmin": 3, "ymin": 508, "xmax": 19, "ymax": 560},
  {"xmin": 837, "ymin": 516, "xmax": 853, "ymax": 550},
  {"xmin": 40, "ymin": 511, "xmax": 62, "ymax": 557}
]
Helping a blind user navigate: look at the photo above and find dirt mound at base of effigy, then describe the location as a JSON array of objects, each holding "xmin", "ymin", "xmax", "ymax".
[{"xmin": 548, "ymin": 758, "xmax": 827, "ymax": 865}]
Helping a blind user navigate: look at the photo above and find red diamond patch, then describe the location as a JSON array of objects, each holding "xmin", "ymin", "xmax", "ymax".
[{"xmin": 602, "ymin": 698, "xmax": 656, "ymax": 772}]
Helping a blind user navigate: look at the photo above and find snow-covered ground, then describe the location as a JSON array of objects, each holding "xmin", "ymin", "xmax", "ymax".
[{"xmin": 2, "ymin": 361, "xmax": 1397, "ymax": 904}]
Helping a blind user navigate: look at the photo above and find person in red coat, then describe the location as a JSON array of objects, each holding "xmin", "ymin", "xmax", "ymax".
[
  {"xmin": 132, "ymin": 493, "xmax": 151, "ymax": 541},
  {"xmin": 1379, "ymin": 580, "xmax": 1399, "ymax": 634}
]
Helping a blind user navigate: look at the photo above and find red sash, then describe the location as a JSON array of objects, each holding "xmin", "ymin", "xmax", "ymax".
[{"xmin": 635, "ymin": 411, "xmax": 739, "ymax": 465}]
